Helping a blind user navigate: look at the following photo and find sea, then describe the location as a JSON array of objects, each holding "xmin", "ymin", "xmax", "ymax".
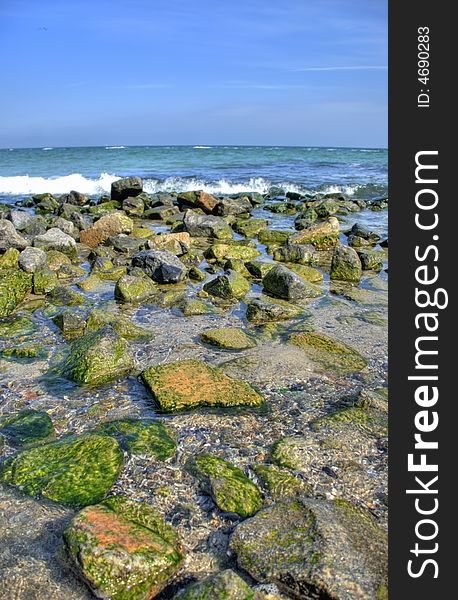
[{"xmin": 0, "ymin": 145, "xmax": 387, "ymax": 201}]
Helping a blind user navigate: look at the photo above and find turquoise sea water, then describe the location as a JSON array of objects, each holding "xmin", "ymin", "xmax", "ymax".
[{"xmin": 0, "ymin": 145, "xmax": 387, "ymax": 201}]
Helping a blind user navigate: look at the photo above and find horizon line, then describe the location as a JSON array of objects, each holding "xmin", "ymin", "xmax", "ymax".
[{"xmin": 1, "ymin": 143, "xmax": 388, "ymax": 151}]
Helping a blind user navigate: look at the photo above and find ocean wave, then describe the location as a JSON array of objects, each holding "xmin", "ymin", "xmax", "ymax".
[
  {"xmin": 42, "ymin": 147, "xmax": 53, "ymax": 151},
  {"xmin": 193, "ymin": 145, "xmax": 212, "ymax": 149},
  {"xmin": 0, "ymin": 173, "xmax": 119, "ymax": 195},
  {"xmin": 105, "ymin": 146, "xmax": 126, "ymax": 149}
]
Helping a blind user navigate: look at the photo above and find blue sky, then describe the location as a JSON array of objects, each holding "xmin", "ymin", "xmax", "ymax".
[{"xmin": 0, "ymin": 0, "xmax": 387, "ymax": 148}]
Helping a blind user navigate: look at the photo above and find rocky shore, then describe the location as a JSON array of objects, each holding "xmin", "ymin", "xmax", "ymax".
[{"xmin": 0, "ymin": 177, "xmax": 388, "ymax": 600}]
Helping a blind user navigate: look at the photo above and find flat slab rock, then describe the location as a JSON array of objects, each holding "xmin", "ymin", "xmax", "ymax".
[
  {"xmin": 230, "ymin": 496, "xmax": 387, "ymax": 600},
  {"xmin": 142, "ymin": 359, "xmax": 264, "ymax": 412}
]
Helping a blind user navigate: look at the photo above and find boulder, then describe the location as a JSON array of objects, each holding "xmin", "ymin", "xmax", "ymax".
[
  {"xmin": 230, "ymin": 497, "xmax": 387, "ymax": 600},
  {"xmin": 262, "ymin": 265, "xmax": 322, "ymax": 301},
  {"xmin": 110, "ymin": 176, "xmax": 143, "ymax": 201},
  {"xmin": 330, "ymin": 245, "xmax": 362, "ymax": 283},
  {"xmin": 201, "ymin": 327, "xmax": 256, "ymax": 350},
  {"xmin": 0, "ymin": 433, "xmax": 123, "ymax": 506},
  {"xmin": 257, "ymin": 229, "xmax": 292, "ymax": 245},
  {"xmin": 33, "ymin": 227, "xmax": 77, "ymax": 257},
  {"xmin": 204, "ymin": 243, "xmax": 260, "ymax": 262},
  {"xmin": 290, "ymin": 217, "xmax": 340, "ymax": 249},
  {"xmin": 190, "ymin": 454, "xmax": 262, "ymax": 517},
  {"xmin": 18, "ymin": 247, "xmax": 47, "ymax": 273},
  {"xmin": 8, "ymin": 210, "xmax": 34, "ymax": 231},
  {"xmin": 97, "ymin": 419, "xmax": 176, "ymax": 460},
  {"xmin": 213, "ymin": 196, "xmax": 252, "ymax": 216},
  {"xmin": 357, "ymin": 248, "xmax": 385, "ymax": 271},
  {"xmin": 177, "ymin": 190, "xmax": 218, "ymax": 213},
  {"xmin": 233, "ymin": 218, "xmax": 268, "ymax": 238},
  {"xmin": 122, "ymin": 195, "xmax": 145, "ymax": 215},
  {"xmin": 183, "ymin": 210, "xmax": 233, "ymax": 240},
  {"xmin": 272, "ymin": 243, "xmax": 317, "ymax": 265},
  {"xmin": 246, "ymin": 296, "xmax": 303, "ymax": 324},
  {"xmin": 0, "ymin": 219, "xmax": 29, "ymax": 251},
  {"xmin": 79, "ymin": 212, "xmax": 134, "ymax": 248},
  {"xmin": 173, "ymin": 570, "xmax": 257, "ymax": 600},
  {"xmin": 0, "ymin": 269, "xmax": 32, "ymax": 317},
  {"xmin": 148, "ymin": 232, "xmax": 191, "ymax": 255},
  {"xmin": 0, "ymin": 409, "xmax": 55, "ymax": 448},
  {"xmin": 61, "ymin": 324, "xmax": 135, "ymax": 386},
  {"xmin": 115, "ymin": 274, "xmax": 157, "ymax": 303},
  {"xmin": 53, "ymin": 216, "xmax": 76, "ymax": 237},
  {"xmin": 132, "ymin": 249, "xmax": 187, "ymax": 284},
  {"xmin": 64, "ymin": 496, "xmax": 184, "ymax": 600},
  {"xmin": 142, "ymin": 359, "xmax": 263, "ymax": 411},
  {"xmin": 58, "ymin": 190, "xmax": 88, "ymax": 206},
  {"xmin": 203, "ymin": 270, "xmax": 250, "ymax": 300}
]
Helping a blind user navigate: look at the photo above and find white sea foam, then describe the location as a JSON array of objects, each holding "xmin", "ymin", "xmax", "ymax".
[
  {"xmin": 105, "ymin": 146, "xmax": 126, "ymax": 149},
  {"xmin": 193, "ymin": 145, "xmax": 212, "ymax": 149},
  {"xmin": 0, "ymin": 173, "xmax": 119, "ymax": 195},
  {"xmin": 42, "ymin": 147, "xmax": 53, "ymax": 151}
]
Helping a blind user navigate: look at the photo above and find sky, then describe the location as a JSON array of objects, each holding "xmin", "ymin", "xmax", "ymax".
[{"xmin": 0, "ymin": 0, "xmax": 387, "ymax": 148}]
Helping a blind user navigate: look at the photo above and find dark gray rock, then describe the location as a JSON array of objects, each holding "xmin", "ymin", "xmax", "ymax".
[
  {"xmin": 110, "ymin": 176, "xmax": 143, "ymax": 201},
  {"xmin": 0, "ymin": 219, "xmax": 29, "ymax": 251},
  {"xmin": 183, "ymin": 210, "xmax": 232, "ymax": 240},
  {"xmin": 262, "ymin": 264, "xmax": 322, "ymax": 301},
  {"xmin": 59, "ymin": 190, "xmax": 89, "ymax": 206}
]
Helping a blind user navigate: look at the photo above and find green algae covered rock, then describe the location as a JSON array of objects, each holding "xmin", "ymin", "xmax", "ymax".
[
  {"xmin": 191, "ymin": 454, "xmax": 262, "ymax": 518},
  {"xmin": 86, "ymin": 308, "xmax": 152, "ymax": 340},
  {"xmin": 114, "ymin": 274, "xmax": 157, "ymax": 303},
  {"xmin": 330, "ymin": 245, "xmax": 362, "ymax": 283},
  {"xmin": 262, "ymin": 264, "xmax": 322, "ymax": 301},
  {"xmin": 49, "ymin": 285, "xmax": 85, "ymax": 306},
  {"xmin": 61, "ymin": 324, "xmax": 135, "ymax": 386},
  {"xmin": 290, "ymin": 216, "xmax": 340, "ymax": 250},
  {"xmin": 179, "ymin": 298, "xmax": 211, "ymax": 316},
  {"xmin": 33, "ymin": 267, "xmax": 58, "ymax": 294},
  {"xmin": 203, "ymin": 270, "xmax": 250, "ymax": 300},
  {"xmin": 1, "ymin": 343, "xmax": 46, "ymax": 361},
  {"xmin": 142, "ymin": 359, "xmax": 263, "ymax": 412},
  {"xmin": 230, "ymin": 497, "xmax": 387, "ymax": 600},
  {"xmin": 97, "ymin": 419, "xmax": 176, "ymax": 460},
  {"xmin": 0, "ymin": 269, "xmax": 32, "ymax": 317},
  {"xmin": 284, "ymin": 263, "xmax": 323, "ymax": 283},
  {"xmin": 257, "ymin": 229, "xmax": 292, "ymax": 245},
  {"xmin": 204, "ymin": 243, "xmax": 260, "ymax": 262},
  {"xmin": 0, "ymin": 433, "xmax": 123, "ymax": 506},
  {"xmin": 200, "ymin": 327, "xmax": 256, "ymax": 350},
  {"xmin": 0, "ymin": 248, "xmax": 20, "ymax": 270},
  {"xmin": 0, "ymin": 315, "xmax": 37, "ymax": 338},
  {"xmin": 246, "ymin": 296, "xmax": 303, "ymax": 325},
  {"xmin": 173, "ymin": 569, "xmax": 256, "ymax": 600},
  {"xmin": 289, "ymin": 330, "xmax": 367, "ymax": 375},
  {"xmin": 64, "ymin": 495, "xmax": 184, "ymax": 600},
  {"xmin": 0, "ymin": 410, "xmax": 55, "ymax": 447},
  {"xmin": 233, "ymin": 218, "xmax": 268, "ymax": 238},
  {"xmin": 252, "ymin": 464, "xmax": 311, "ymax": 500},
  {"xmin": 245, "ymin": 260, "xmax": 275, "ymax": 279}
]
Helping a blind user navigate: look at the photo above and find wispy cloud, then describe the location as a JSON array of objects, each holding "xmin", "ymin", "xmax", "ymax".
[{"xmin": 290, "ymin": 65, "xmax": 387, "ymax": 72}]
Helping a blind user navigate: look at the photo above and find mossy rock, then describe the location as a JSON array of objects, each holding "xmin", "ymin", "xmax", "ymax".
[
  {"xmin": 0, "ymin": 316, "xmax": 37, "ymax": 338},
  {"xmin": 96, "ymin": 419, "xmax": 176, "ymax": 460},
  {"xmin": 230, "ymin": 497, "xmax": 387, "ymax": 600},
  {"xmin": 173, "ymin": 569, "xmax": 256, "ymax": 599},
  {"xmin": 200, "ymin": 327, "xmax": 256, "ymax": 350},
  {"xmin": 262, "ymin": 265, "xmax": 322, "ymax": 301},
  {"xmin": 204, "ymin": 271, "xmax": 250, "ymax": 300},
  {"xmin": 86, "ymin": 308, "xmax": 152, "ymax": 340},
  {"xmin": 96, "ymin": 265, "xmax": 128, "ymax": 281},
  {"xmin": 223, "ymin": 258, "xmax": 252, "ymax": 277},
  {"xmin": 179, "ymin": 298, "xmax": 211, "ymax": 316},
  {"xmin": 284, "ymin": 263, "xmax": 323, "ymax": 283},
  {"xmin": 191, "ymin": 454, "xmax": 262, "ymax": 518},
  {"xmin": 188, "ymin": 266, "xmax": 207, "ymax": 282},
  {"xmin": 142, "ymin": 359, "xmax": 264, "ymax": 412},
  {"xmin": 77, "ymin": 274, "xmax": 103, "ymax": 292},
  {"xmin": 0, "ymin": 433, "xmax": 123, "ymax": 506},
  {"xmin": 49, "ymin": 285, "xmax": 85, "ymax": 306},
  {"xmin": 330, "ymin": 245, "xmax": 362, "ymax": 283},
  {"xmin": 33, "ymin": 267, "xmax": 58, "ymax": 294},
  {"xmin": 245, "ymin": 261, "xmax": 275, "ymax": 279},
  {"xmin": 61, "ymin": 325, "xmax": 135, "ymax": 386},
  {"xmin": 0, "ymin": 248, "xmax": 20, "ymax": 269},
  {"xmin": 270, "ymin": 437, "xmax": 312, "ymax": 471},
  {"xmin": 257, "ymin": 229, "xmax": 292, "ymax": 245},
  {"xmin": 46, "ymin": 250, "xmax": 72, "ymax": 271},
  {"xmin": 289, "ymin": 331, "xmax": 367, "ymax": 375},
  {"xmin": 330, "ymin": 282, "xmax": 388, "ymax": 307},
  {"xmin": 1, "ymin": 343, "xmax": 46, "ymax": 361},
  {"xmin": 88, "ymin": 200, "xmax": 122, "ymax": 216},
  {"xmin": 246, "ymin": 296, "xmax": 303, "ymax": 324},
  {"xmin": 252, "ymin": 464, "xmax": 311, "ymax": 500},
  {"xmin": 289, "ymin": 217, "xmax": 340, "ymax": 250},
  {"xmin": 64, "ymin": 495, "xmax": 184, "ymax": 600},
  {"xmin": 0, "ymin": 409, "xmax": 55, "ymax": 447},
  {"xmin": 0, "ymin": 269, "xmax": 32, "ymax": 317},
  {"xmin": 233, "ymin": 218, "xmax": 268, "ymax": 238},
  {"xmin": 204, "ymin": 244, "xmax": 260, "ymax": 262},
  {"xmin": 114, "ymin": 274, "xmax": 157, "ymax": 303}
]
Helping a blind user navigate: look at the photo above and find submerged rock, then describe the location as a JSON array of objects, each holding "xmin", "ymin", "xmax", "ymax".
[
  {"xmin": 0, "ymin": 433, "xmax": 123, "ymax": 506},
  {"xmin": 190, "ymin": 454, "xmax": 262, "ymax": 517},
  {"xmin": 262, "ymin": 264, "xmax": 322, "ymax": 301},
  {"xmin": 64, "ymin": 495, "xmax": 184, "ymax": 600},
  {"xmin": 96, "ymin": 419, "xmax": 176, "ymax": 460},
  {"xmin": 201, "ymin": 327, "xmax": 256, "ymax": 350},
  {"xmin": 52, "ymin": 310, "xmax": 86, "ymax": 339},
  {"xmin": 86, "ymin": 308, "xmax": 152, "ymax": 340},
  {"xmin": 203, "ymin": 270, "xmax": 250, "ymax": 300},
  {"xmin": 179, "ymin": 297, "xmax": 211, "ymax": 316},
  {"xmin": 132, "ymin": 249, "xmax": 187, "ymax": 284},
  {"xmin": 246, "ymin": 296, "xmax": 303, "ymax": 324},
  {"xmin": 61, "ymin": 324, "xmax": 135, "ymax": 386},
  {"xmin": 142, "ymin": 359, "xmax": 263, "ymax": 411},
  {"xmin": 114, "ymin": 273, "xmax": 157, "ymax": 303},
  {"xmin": 230, "ymin": 497, "xmax": 387, "ymax": 600},
  {"xmin": 0, "ymin": 315, "xmax": 36, "ymax": 337},
  {"xmin": 330, "ymin": 245, "xmax": 362, "ymax": 283},
  {"xmin": 0, "ymin": 269, "xmax": 32, "ymax": 317},
  {"xmin": 173, "ymin": 569, "xmax": 256, "ymax": 600},
  {"xmin": 0, "ymin": 410, "xmax": 55, "ymax": 448},
  {"xmin": 252, "ymin": 464, "xmax": 310, "ymax": 500}
]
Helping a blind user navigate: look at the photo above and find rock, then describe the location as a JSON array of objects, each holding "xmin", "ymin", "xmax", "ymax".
[
  {"xmin": 233, "ymin": 218, "xmax": 268, "ymax": 238},
  {"xmin": 290, "ymin": 217, "xmax": 340, "ymax": 249},
  {"xmin": 347, "ymin": 223, "xmax": 381, "ymax": 247},
  {"xmin": 0, "ymin": 410, "xmax": 55, "ymax": 448},
  {"xmin": 86, "ymin": 308, "xmax": 152, "ymax": 340},
  {"xmin": 0, "ymin": 269, "xmax": 32, "ymax": 317},
  {"xmin": 8, "ymin": 209, "xmax": 34, "ymax": 231},
  {"xmin": 246, "ymin": 296, "xmax": 303, "ymax": 324},
  {"xmin": 285, "ymin": 263, "xmax": 323, "ymax": 283},
  {"xmin": 0, "ymin": 315, "xmax": 37, "ymax": 337},
  {"xmin": 0, "ymin": 247, "xmax": 20, "ymax": 269},
  {"xmin": 188, "ymin": 265, "xmax": 207, "ymax": 282},
  {"xmin": 97, "ymin": 419, "xmax": 176, "ymax": 460},
  {"xmin": 18, "ymin": 247, "xmax": 47, "ymax": 273},
  {"xmin": 33, "ymin": 228, "xmax": 77, "ymax": 257},
  {"xmin": 79, "ymin": 212, "xmax": 134, "ymax": 248},
  {"xmin": 272, "ymin": 243, "xmax": 316, "ymax": 265},
  {"xmin": 59, "ymin": 190, "xmax": 88, "ymax": 206},
  {"xmin": 52, "ymin": 310, "xmax": 87, "ymax": 339},
  {"xmin": 64, "ymin": 496, "xmax": 184, "ymax": 599},
  {"xmin": 46, "ymin": 249, "xmax": 72, "ymax": 271},
  {"xmin": 252, "ymin": 464, "xmax": 310, "ymax": 500},
  {"xmin": 33, "ymin": 267, "xmax": 58, "ymax": 294},
  {"xmin": 203, "ymin": 270, "xmax": 250, "ymax": 300},
  {"xmin": 0, "ymin": 433, "xmax": 123, "ymax": 506},
  {"xmin": 111, "ymin": 176, "xmax": 143, "ymax": 201},
  {"xmin": 330, "ymin": 245, "xmax": 362, "ymax": 283},
  {"xmin": 177, "ymin": 190, "xmax": 218, "ymax": 213},
  {"xmin": 190, "ymin": 454, "xmax": 262, "ymax": 517},
  {"xmin": 49, "ymin": 286, "xmax": 85, "ymax": 306},
  {"xmin": 214, "ymin": 196, "xmax": 252, "ymax": 216},
  {"xmin": 224, "ymin": 258, "xmax": 252, "ymax": 277},
  {"xmin": 179, "ymin": 298, "xmax": 210, "ymax": 316},
  {"xmin": 245, "ymin": 261, "xmax": 275, "ymax": 279},
  {"xmin": 109, "ymin": 234, "xmax": 146, "ymax": 254},
  {"xmin": 0, "ymin": 219, "xmax": 29, "ymax": 251},
  {"xmin": 1, "ymin": 343, "xmax": 44, "ymax": 361},
  {"xmin": 89, "ymin": 200, "xmax": 122, "ymax": 217},
  {"xmin": 314, "ymin": 198, "xmax": 340, "ymax": 217},
  {"xmin": 144, "ymin": 205, "xmax": 180, "ymax": 220},
  {"xmin": 295, "ymin": 207, "xmax": 318, "ymax": 229},
  {"xmin": 289, "ymin": 330, "xmax": 367, "ymax": 375},
  {"xmin": 173, "ymin": 569, "xmax": 256, "ymax": 600},
  {"xmin": 132, "ymin": 226, "xmax": 155, "ymax": 239},
  {"xmin": 53, "ymin": 216, "xmax": 77, "ymax": 237},
  {"xmin": 132, "ymin": 249, "xmax": 187, "ymax": 284},
  {"xmin": 262, "ymin": 264, "xmax": 322, "ymax": 301},
  {"xmin": 142, "ymin": 359, "xmax": 263, "ymax": 411},
  {"xmin": 183, "ymin": 210, "xmax": 233, "ymax": 240},
  {"xmin": 230, "ymin": 497, "xmax": 387, "ymax": 600},
  {"xmin": 148, "ymin": 232, "xmax": 191, "ymax": 255},
  {"xmin": 257, "ymin": 229, "xmax": 292, "ymax": 245},
  {"xmin": 61, "ymin": 324, "xmax": 135, "ymax": 385},
  {"xmin": 356, "ymin": 248, "xmax": 384, "ymax": 271},
  {"xmin": 204, "ymin": 243, "xmax": 260, "ymax": 261},
  {"xmin": 115, "ymin": 274, "xmax": 157, "ymax": 303},
  {"xmin": 122, "ymin": 195, "xmax": 145, "ymax": 215},
  {"xmin": 201, "ymin": 327, "xmax": 256, "ymax": 350}
]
